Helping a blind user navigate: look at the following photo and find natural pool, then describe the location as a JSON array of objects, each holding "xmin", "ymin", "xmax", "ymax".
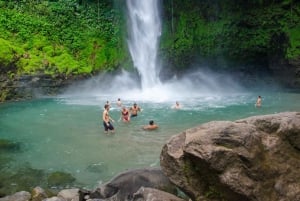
[{"xmin": 0, "ymin": 91, "xmax": 300, "ymax": 193}]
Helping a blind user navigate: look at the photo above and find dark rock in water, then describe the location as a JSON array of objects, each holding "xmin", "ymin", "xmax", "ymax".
[
  {"xmin": 160, "ymin": 112, "xmax": 300, "ymax": 201},
  {"xmin": 47, "ymin": 171, "xmax": 76, "ymax": 187},
  {"xmin": 0, "ymin": 139, "xmax": 21, "ymax": 152},
  {"xmin": 86, "ymin": 162, "xmax": 107, "ymax": 173},
  {"xmin": 89, "ymin": 167, "xmax": 178, "ymax": 201},
  {"xmin": 0, "ymin": 165, "xmax": 46, "ymax": 197}
]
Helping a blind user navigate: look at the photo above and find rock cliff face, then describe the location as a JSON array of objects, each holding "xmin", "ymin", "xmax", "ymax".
[
  {"xmin": 160, "ymin": 112, "xmax": 300, "ymax": 201},
  {"xmin": 0, "ymin": 74, "xmax": 89, "ymax": 102}
]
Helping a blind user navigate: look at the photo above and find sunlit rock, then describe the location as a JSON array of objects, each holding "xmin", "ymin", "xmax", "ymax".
[
  {"xmin": 160, "ymin": 112, "xmax": 300, "ymax": 201},
  {"xmin": 132, "ymin": 187, "xmax": 185, "ymax": 201},
  {"xmin": 57, "ymin": 189, "xmax": 79, "ymax": 201},
  {"xmin": 0, "ymin": 191, "xmax": 31, "ymax": 201}
]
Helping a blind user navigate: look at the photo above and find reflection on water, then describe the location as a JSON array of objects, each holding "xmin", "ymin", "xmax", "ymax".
[{"xmin": 0, "ymin": 92, "xmax": 300, "ymax": 192}]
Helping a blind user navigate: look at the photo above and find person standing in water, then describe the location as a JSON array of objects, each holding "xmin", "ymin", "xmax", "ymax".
[
  {"xmin": 172, "ymin": 101, "xmax": 181, "ymax": 109},
  {"xmin": 116, "ymin": 98, "xmax": 122, "ymax": 107},
  {"xmin": 120, "ymin": 107, "xmax": 130, "ymax": 122},
  {"xmin": 255, "ymin": 96, "xmax": 262, "ymax": 108},
  {"xmin": 103, "ymin": 104, "xmax": 115, "ymax": 134},
  {"xmin": 130, "ymin": 103, "xmax": 141, "ymax": 117},
  {"xmin": 143, "ymin": 120, "xmax": 158, "ymax": 130}
]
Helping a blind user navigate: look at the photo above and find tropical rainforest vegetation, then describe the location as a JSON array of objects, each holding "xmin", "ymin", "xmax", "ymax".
[
  {"xmin": 0, "ymin": 0, "xmax": 128, "ymax": 77},
  {"xmin": 0, "ymin": 0, "xmax": 299, "ymax": 78},
  {"xmin": 161, "ymin": 0, "xmax": 300, "ymax": 70}
]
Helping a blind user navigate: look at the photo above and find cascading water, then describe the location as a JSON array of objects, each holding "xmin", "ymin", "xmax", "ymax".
[{"xmin": 126, "ymin": 0, "xmax": 161, "ymax": 89}]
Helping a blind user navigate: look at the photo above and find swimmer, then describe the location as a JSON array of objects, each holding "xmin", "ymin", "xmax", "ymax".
[{"xmin": 143, "ymin": 120, "xmax": 158, "ymax": 130}]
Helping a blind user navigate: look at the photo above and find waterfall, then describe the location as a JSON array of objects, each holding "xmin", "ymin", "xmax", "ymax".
[
  {"xmin": 126, "ymin": 0, "xmax": 161, "ymax": 89},
  {"xmin": 63, "ymin": 0, "xmax": 243, "ymax": 102}
]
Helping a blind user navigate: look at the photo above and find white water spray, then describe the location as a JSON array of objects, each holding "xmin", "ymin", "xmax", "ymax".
[{"xmin": 126, "ymin": 0, "xmax": 161, "ymax": 89}]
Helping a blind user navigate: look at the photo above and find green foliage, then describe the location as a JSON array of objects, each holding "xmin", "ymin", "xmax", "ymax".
[
  {"xmin": 0, "ymin": 0, "xmax": 126, "ymax": 76},
  {"xmin": 1, "ymin": 0, "xmax": 299, "ymax": 75},
  {"xmin": 0, "ymin": 38, "xmax": 16, "ymax": 66},
  {"xmin": 162, "ymin": 0, "xmax": 300, "ymax": 69},
  {"xmin": 287, "ymin": 26, "xmax": 300, "ymax": 59}
]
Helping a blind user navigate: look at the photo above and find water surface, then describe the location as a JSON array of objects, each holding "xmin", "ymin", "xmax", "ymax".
[{"xmin": 0, "ymin": 91, "xmax": 299, "ymax": 190}]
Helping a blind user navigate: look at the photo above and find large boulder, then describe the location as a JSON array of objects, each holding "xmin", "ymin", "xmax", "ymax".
[{"xmin": 160, "ymin": 112, "xmax": 300, "ymax": 201}]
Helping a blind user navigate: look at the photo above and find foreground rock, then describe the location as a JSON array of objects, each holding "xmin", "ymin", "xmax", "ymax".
[
  {"xmin": 132, "ymin": 187, "xmax": 185, "ymax": 201},
  {"xmin": 160, "ymin": 112, "xmax": 300, "ymax": 201},
  {"xmin": 87, "ymin": 167, "xmax": 179, "ymax": 201}
]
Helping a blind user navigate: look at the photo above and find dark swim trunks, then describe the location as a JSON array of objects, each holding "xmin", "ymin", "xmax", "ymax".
[
  {"xmin": 130, "ymin": 114, "xmax": 138, "ymax": 118},
  {"xmin": 103, "ymin": 121, "xmax": 114, "ymax": 131}
]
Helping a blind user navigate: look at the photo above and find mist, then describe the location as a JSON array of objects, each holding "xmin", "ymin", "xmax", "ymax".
[{"xmin": 61, "ymin": 68, "xmax": 245, "ymax": 103}]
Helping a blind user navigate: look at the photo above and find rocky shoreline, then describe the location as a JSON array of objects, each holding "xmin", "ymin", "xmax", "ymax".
[
  {"xmin": 1, "ymin": 112, "xmax": 299, "ymax": 201},
  {"xmin": 0, "ymin": 74, "xmax": 90, "ymax": 102}
]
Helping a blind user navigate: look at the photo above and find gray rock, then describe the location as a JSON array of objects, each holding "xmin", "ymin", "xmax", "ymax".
[
  {"xmin": 0, "ymin": 191, "xmax": 31, "ymax": 201},
  {"xmin": 89, "ymin": 167, "xmax": 177, "ymax": 201},
  {"xmin": 160, "ymin": 112, "xmax": 300, "ymax": 201},
  {"xmin": 132, "ymin": 187, "xmax": 185, "ymax": 201},
  {"xmin": 43, "ymin": 197, "xmax": 66, "ymax": 201},
  {"xmin": 57, "ymin": 189, "xmax": 79, "ymax": 201}
]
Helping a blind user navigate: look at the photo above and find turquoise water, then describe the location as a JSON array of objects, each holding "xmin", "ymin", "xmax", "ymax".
[{"xmin": 0, "ymin": 91, "xmax": 300, "ymax": 190}]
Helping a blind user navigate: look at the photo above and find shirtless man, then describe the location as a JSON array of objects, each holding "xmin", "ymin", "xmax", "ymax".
[
  {"xmin": 255, "ymin": 96, "xmax": 262, "ymax": 108},
  {"xmin": 130, "ymin": 103, "xmax": 141, "ymax": 118},
  {"xmin": 103, "ymin": 104, "xmax": 115, "ymax": 134},
  {"xmin": 143, "ymin": 120, "xmax": 158, "ymax": 130}
]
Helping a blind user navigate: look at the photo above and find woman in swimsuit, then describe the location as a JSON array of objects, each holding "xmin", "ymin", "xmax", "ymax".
[{"xmin": 121, "ymin": 107, "xmax": 130, "ymax": 122}]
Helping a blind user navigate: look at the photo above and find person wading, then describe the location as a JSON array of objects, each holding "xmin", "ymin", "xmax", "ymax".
[{"xmin": 103, "ymin": 104, "xmax": 115, "ymax": 134}]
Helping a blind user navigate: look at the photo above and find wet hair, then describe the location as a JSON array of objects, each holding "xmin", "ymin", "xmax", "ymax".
[
  {"xmin": 104, "ymin": 104, "xmax": 109, "ymax": 109},
  {"xmin": 149, "ymin": 120, "xmax": 154, "ymax": 125}
]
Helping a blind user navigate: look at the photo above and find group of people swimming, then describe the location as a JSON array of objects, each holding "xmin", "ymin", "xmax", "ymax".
[
  {"xmin": 103, "ymin": 98, "xmax": 171, "ymax": 134},
  {"xmin": 103, "ymin": 95, "xmax": 262, "ymax": 134}
]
